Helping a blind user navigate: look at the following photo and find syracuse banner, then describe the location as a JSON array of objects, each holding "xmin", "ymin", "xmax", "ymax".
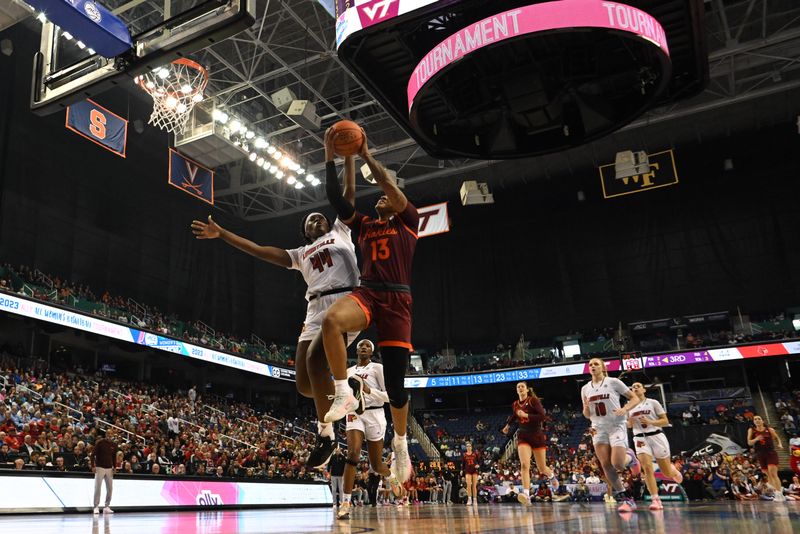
[
  {"xmin": 65, "ymin": 99, "xmax": 128, "ymax": 157},
  {"xmin": 169, "ymin": 148, "xmax": 214, "ymax": 205}
]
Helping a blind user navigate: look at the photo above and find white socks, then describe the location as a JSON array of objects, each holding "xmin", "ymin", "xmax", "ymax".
[
  {"xmin": 318, "ymin": 421, "xmax": 333, "ymax": 439},
  {"xmin": 334, "ymin": 379, "xmax": 349, "ymax": 394}
]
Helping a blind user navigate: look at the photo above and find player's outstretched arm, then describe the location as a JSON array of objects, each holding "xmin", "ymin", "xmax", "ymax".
[
  {"xmin": 358, "ymin": 130, "xmax": 407, "ymax": 213},
  {"xmin": 343, "ymin": 155, "xmax": 356, "ymax": 207},
  {"xmin": 191, "ymin": 216, "xmax": 291, "ymax": 268},
  {"xmin": 324, "ymin": 127, "xmax": 357, "ymax": 224}
]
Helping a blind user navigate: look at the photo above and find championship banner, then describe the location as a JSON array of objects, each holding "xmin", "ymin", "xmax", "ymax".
[
  {"xmin": 599, "ymin": 149, "xmax": 678, "ymax": 199},
  {"xmin": 65, "ymin": 99, "xmax": 127, "ymax": 158},
  {"xmin": 418, "ymin": 201, "xmax": 449, "ymax": 237},
  {"xmin": 169, "ymin": 148, "xmax": 214, "ymax": 205}
]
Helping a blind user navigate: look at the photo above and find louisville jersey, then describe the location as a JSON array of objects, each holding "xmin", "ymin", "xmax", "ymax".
[
  {"xmin": 628, "ymin": 398, "xmax": 665, "ymax": 433},
  {"xmin": 347, "ymin": 361, "xmax": 388, "ymax": 408},
  {"xmin": 508, "ymin": 396, "xmax": 546, "ymax": 434},
  {"xmin": 347, "ymin": 202, "xmax": 419, "ymax": 286},
  {"xmin": 286, "ymin": 218, "xmax": 359, "ymax": 301},
  {"xmin": 581, "ymin": 377, "xmax": 631, "ymax": 427}
]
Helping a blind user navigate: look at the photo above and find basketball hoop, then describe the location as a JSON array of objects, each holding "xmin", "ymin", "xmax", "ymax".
[{"xmin": 135, "ymin": 58, "xmax": 208, "ymax": 135}]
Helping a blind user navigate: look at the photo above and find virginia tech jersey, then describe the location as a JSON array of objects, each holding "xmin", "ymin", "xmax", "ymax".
[
  {"xmin": 347, "ymin": 202, "xmax": 419, "ymax": 286},
  {"xmin": 581, "ymin": 377, "xmax": 632, "ymax": 427},
  {"xmin": 508, "ymin": 396, "xmax": 546, "ymax": 434},
  {"xmin": 286, "ymin": 218, "xmax": 359, "ymax": 301},
  {"xmin": 628, "ymin": 398, "xmax": 665, "ymax": 433},
  {"xmin": 347, "ymin": 361, "xmax": 388, "ymax": 408}
]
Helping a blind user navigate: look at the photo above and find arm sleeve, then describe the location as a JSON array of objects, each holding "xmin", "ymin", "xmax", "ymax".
[
  {"xmin": 326, "ymin": 161, "xmax": 356, "ymax": 221},
  {"xmin": 610, "ymin": 378, "xmax": 632, "ymax": 397},
  {"xmin": 397, "ymin": 200, "xmax": 419, "ymax": 233},
  {"xmin": 285, "ymin": 247, "xmax": 302, "ymax": 270},
  {"xmin": 528, "ymin": 399, "xmax": 546, "ymax": 424},
  {"xmin": 505, "ymin": 402, "xmax": 518, "ymax": 427},
  {"xmin": 372, "ymin": 364, "xmax": 389, "ymax": 405}
]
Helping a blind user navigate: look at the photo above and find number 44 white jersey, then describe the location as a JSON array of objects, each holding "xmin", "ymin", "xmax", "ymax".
[
  {"xmin": 286, "ymin": 218, "xmax": 360, "ymax": 301},
  {"xmin": 581, "ymin": 377, "xmax": 631, "ymax": 427}
]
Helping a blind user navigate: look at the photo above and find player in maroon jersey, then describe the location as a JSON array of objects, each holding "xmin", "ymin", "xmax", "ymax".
[
  {"xmin": 747, "ymin": 415, "xmax": 784, "ymax": 501},
  {"xmin": 502, "ymin": 382, "xmax": 559, "ymax": 504},
  {"xmin": 461, "ymin": 442, "xmax": 479, "ymax": 505},
  {"xmin": 321, "ymin": 127, "xmax": 419, "ymax": 483}
]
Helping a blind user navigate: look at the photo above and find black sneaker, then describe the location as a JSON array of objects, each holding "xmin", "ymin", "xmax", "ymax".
[
  {"xmin": 307, "ymin": 435, "xmax": 335, "ymax": 469},
  {"xmin": 348, "ymin": 375, "xmax": 366, "ymax": 415}
]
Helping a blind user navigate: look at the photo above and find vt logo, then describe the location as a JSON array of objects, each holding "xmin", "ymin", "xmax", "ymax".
[
  {"xmin": 599, "ymin": 149, "xmax": 679, "ymax": 199},
  {"xmin": 358, "ymin": 0, "xmax": 399, "ymax": 27}
]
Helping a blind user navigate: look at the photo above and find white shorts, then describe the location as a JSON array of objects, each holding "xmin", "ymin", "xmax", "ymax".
[
  {"xmin": 345, "ymin": 407, "xmax": 387, "ymax": 442},
  {"xmin": 633, "ymin": 431, "xmax": 671, "ymax": 460},
  {"xmin": 299, "ymin": 292, "xmax": 360, "ymax": 344},
  {"xmin": 592, "ymin": 422, "xmax": 629, "ymax": 448}
]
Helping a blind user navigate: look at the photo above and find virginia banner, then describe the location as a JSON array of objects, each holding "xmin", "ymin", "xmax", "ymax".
[{"xmin": 168, "ymin": 148, "xmax": 214, "ymax": 205}]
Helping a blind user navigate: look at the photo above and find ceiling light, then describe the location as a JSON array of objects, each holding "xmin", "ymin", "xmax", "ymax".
[
  {"xmin": 249, "ymin": 152, "xmax": 257, "ymax": 162},
  {"xmin": 287, "ymin": 176, "xmax": 296, "ymax": 185}
]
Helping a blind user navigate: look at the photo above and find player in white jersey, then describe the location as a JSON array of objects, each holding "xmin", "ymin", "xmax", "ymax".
[
  {"xmin": 191, "ymin": 157, "xmax": 361, "ymax": 470},
  {"xmin": 627, "ymin": 382, "xmax": 683, "ymax": 510},
  {"xmin": 337, "ymin": 339, "xmax": 399, "ymax": 519},
  {"xmin": 581, "ymin": 358, "xmax": 642, "ymax": 512}
]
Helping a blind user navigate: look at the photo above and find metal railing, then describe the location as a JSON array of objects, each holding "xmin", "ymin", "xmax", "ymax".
[
  {"xmin": 96, "ymin": 419, "xmax": 147, "ymax": 444},
  {"xmin": 409, "ymin": 415, "xmax": 441, "ymax": 460}
]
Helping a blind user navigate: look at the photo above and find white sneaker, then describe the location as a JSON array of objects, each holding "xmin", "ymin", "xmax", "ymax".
[
  {"xmin": 103, "ymin": 507, "xmax": 114, "ymax": 514},
  {"xmin": 337, "ymin": 501, "xmax": 351, "ymax": 520},
  {"xmin": 517, "ymin": 493, "xmax": 531, "ymax": 505},
  {"xmin": 324, "ymin": 391, "xmax": 358, "ymax": 423},
  {"xmin": 92, "ymin": 507, "xmax": 99, "ymax": 515},
  {"xmin": 391, "ymin": 435, "xmax": 412, "ymax": 483}
]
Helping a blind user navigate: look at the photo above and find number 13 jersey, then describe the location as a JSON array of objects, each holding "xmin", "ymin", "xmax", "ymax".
[
  {"xmin": 581, "ymin": 377, "xmax": 631, "ymax": 427},
  {"xmin": 286, "ymin": 218, "xmax": 360, "ymax": 301},
  {"xmin": 347, "ymin": 202, "xmax": 419, "ymax": 286}
]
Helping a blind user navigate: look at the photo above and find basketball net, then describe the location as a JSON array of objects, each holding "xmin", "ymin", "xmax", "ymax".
[{"xmin": 135, "ymin": 58, "xmax": 208, "ymax": 135}]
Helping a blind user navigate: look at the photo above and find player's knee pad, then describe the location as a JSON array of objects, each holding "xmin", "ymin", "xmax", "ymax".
[{"xmin": 381, "ymin": 346, "xmax": 410, "ymax": 408}]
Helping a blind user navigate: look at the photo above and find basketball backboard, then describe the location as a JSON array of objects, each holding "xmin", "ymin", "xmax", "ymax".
[{"xmin": 30, "ymin": 0, "xmax": 255, "ymax": 115}]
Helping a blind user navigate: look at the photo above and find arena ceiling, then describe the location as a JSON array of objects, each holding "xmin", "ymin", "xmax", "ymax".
[{"xmin": 26, "ymin": 0, "xmax": 800, "ymax": 219}]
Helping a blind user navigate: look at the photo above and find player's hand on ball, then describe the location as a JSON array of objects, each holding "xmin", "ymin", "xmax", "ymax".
[
  {"xmin": 191, "ymin": 215, "xmax": 221, "ymax": 239},
  {"xmin": 324, "ymin": 126, "xmax": 337, "ymax": 161},
  {"xmin": 357, "ymin": 128, "xmax": 369, "ymax": 158}
]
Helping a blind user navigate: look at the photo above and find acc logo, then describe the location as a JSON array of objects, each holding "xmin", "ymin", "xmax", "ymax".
[
  {"xmin": 270, "ymin": 367, "xmax": 281, "ymax": 379},
  {"xmin": 757, "ymin": 346, "xmax": 769, "ymax": 355},
  {"xmin": 84, "ymin": 1, "xmax": 102, "ymax": 23},
  {"xmin": 144, "ymin": 333, "xmax": 158, "ymax": 346}
]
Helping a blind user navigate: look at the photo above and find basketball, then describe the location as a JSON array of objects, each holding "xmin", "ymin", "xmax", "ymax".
[{"xmin": 332, "ymin": 120, "xmax": 364, "ymax": 157}]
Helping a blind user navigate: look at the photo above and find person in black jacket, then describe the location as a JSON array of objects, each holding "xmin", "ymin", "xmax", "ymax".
[{"xmin": 329, "ymin": 448, "xmax": 346, "ymax": 507}]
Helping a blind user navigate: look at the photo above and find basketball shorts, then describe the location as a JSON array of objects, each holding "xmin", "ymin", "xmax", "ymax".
[
  {"xmin": 517, "ymin": 431, "xmax": 548, "ymax": 450},
  {"xmin": 592, "ymin": 422, "xmax": 629, "ymax": 448},
  {"xmin": 633, "ymin": 432, "xmax": 671, "ymax": 460},
  {"xmin": 299, "ymin": 292, "xmax": 359, "ymax": 344},
  {"xmin": 756, "ymin": 450, "xmax": 779, "ymax": 470},
  {"xmin": 347, "ymin": 287, "xmax": 413, "ymax": 350},
  {"xmin": 345, "ymin": 407, "xmax": 387, "ymax": 442}
]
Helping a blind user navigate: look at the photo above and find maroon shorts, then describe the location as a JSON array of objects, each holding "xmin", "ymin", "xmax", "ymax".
[
  {"xmin": 756, "ymin": 450, "xmax": 779, "ymax": 470},
  {"xmin": 517, "ymin": 432, "xmax": 548, "ymax": 450},
  {"xmin": 348, "ymin": 287, "xmax": 413, "ymax": 350}
]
